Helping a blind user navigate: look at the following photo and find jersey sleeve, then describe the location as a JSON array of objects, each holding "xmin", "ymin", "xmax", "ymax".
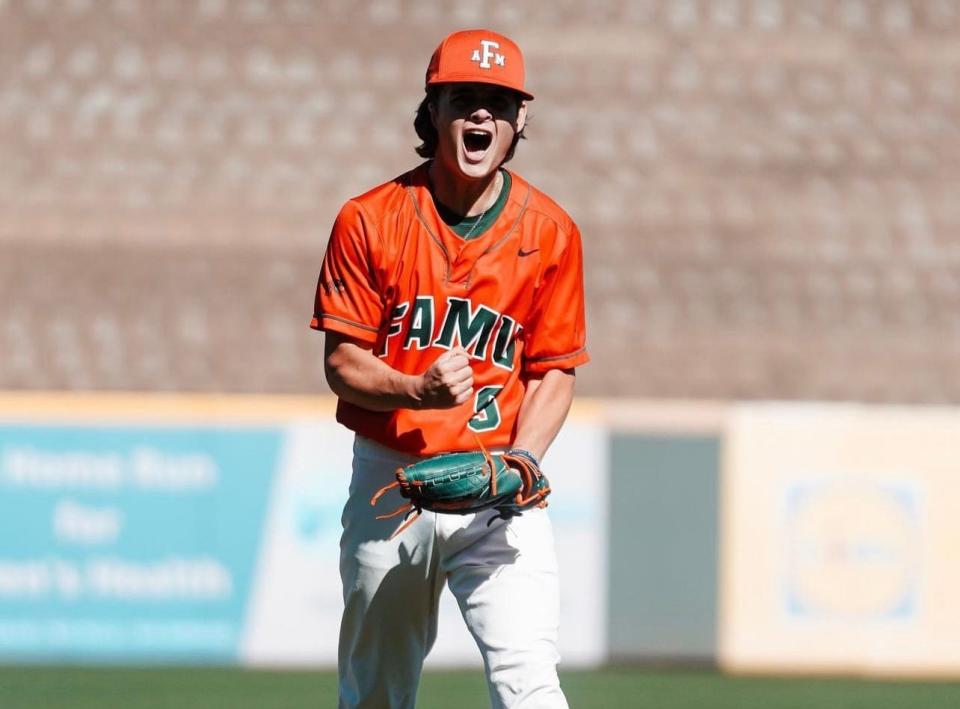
[
  {"xmin": 522, "ymin": 223, "xmax": 590, "ymax": 373},
  {"xmin": 311, "ymin": 200, "xmax": 384, "ymax": 344}
]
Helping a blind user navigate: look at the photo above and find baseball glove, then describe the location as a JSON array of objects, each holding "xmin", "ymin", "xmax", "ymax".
[{"xmin": 370, "ymin": 444, "xmax": 551, "ymax": 539}]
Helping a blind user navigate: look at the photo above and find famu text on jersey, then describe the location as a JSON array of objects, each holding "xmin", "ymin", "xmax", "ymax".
[{"xmin": 380, "ymin": 296, "xmax": 521, "ymax": 371}]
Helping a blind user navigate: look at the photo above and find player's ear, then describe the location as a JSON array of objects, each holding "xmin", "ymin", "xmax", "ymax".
[{"xmin": 516, "ymin": 101, "xmax": 527, "ymax": 132}]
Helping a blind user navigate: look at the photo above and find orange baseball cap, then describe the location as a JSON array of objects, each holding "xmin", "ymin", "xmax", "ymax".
[{"xmin": 425, "ymin": 29, "xmax": 534, "ymax": 100}]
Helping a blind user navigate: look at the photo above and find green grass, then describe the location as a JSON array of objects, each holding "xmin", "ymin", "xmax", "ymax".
[{"xmin": 1, "ymin": 666, "xmax": 959, "ymax": 708}]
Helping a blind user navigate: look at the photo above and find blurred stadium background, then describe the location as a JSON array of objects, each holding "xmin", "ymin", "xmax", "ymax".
[{"xmin": 2, "ymin": 0, "xmax": 960, "ymax": 707}]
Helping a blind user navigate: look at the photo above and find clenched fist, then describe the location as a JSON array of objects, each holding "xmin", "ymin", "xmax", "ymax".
[{"xmin": 414, "ymin": 347, "xmax": 474, "ymax": 409}]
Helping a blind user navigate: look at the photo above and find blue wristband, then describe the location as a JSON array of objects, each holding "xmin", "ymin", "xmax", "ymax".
[{"xmin": 506, "ymin": 447, "xmax": 540, "ymax": 469}]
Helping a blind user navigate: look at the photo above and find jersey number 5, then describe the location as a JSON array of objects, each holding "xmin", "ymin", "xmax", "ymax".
[{"xmin": 468, "ymin": 386, "xmax": 502, "ymax": 433}]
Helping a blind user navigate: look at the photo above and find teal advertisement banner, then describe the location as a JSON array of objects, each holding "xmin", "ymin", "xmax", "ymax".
[{"xmin": 0, "ymin": 425, "xmax": 280, "ymax": 662}]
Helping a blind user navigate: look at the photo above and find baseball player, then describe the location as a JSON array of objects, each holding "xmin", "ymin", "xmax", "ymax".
[{"xmin": 312, "ymin": 28, "xmax": 588, "ymax": 709}]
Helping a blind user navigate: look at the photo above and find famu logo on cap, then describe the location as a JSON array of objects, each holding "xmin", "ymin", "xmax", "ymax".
[{"xmin": 471, "ymin": 40, "xmax": 506, "ymax": 69}]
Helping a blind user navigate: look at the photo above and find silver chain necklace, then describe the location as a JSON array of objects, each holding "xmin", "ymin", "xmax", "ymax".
[{"xmin": 461, "ymin": 171, "xmax": 502, "ymax": 240}]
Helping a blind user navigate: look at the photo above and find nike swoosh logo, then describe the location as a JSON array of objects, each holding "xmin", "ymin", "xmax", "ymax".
[{"xmin": 518, "ymin": 248, "xmax": 539, "ymax": 257}]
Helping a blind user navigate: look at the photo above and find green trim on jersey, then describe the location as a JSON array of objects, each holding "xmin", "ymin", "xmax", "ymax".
[{"xmin": 434, "ymin": 170, "xmax": 513, "ymax": 240}]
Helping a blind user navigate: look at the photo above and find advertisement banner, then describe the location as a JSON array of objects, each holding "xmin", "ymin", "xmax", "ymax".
[
  {"xmin": 0, "ymin": 424, "xmax": 280, "ymax": 662},
  {"xmin": 0, "ymin": 397, "xmax": 608, "ymax": 667},
  {"xmin": 720, "ymin": 404, "xmax": 960, "ymax": 676}
]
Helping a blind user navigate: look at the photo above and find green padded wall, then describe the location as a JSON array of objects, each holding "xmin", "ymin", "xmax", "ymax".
[{"xmin": 608, "ymin": 434, "xmax": 721, "ymax": 662}]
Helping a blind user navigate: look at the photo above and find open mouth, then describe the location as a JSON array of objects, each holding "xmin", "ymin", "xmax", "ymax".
[{"xmin": 463, "ymin": 130, "xmax": 493, "ymax": 153}]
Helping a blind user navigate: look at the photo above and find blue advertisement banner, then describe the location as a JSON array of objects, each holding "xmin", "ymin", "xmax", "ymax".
[{"xmin": 0, "ymin": 425, "xmax": 280, "ymax": 662}]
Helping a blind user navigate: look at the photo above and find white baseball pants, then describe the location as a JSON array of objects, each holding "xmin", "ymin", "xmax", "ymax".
[{"xmin": 338, "ymin": 435, "xmax": 569, "ymax": 709}]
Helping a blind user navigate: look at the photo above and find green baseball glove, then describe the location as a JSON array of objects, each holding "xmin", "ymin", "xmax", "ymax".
[{"xmin": 370, "ymin": 447, "xmax": 551, "ymax": 538}]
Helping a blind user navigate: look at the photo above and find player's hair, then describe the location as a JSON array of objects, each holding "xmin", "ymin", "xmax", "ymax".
[{"xmin": 414, "ymin": 86, "xmax": 527, "ymax": 162}]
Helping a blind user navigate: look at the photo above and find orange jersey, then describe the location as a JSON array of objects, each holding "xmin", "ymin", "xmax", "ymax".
[{"xmin": 311, "ymin": 162, "xmax": 589, "ymax": 455}]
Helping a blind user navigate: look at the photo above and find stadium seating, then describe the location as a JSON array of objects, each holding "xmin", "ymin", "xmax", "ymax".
[{"xmin": 1, "ymin": 0, "xmax": 958, "ymax": 401}]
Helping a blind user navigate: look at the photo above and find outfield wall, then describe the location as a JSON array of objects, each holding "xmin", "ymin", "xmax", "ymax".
[
  {"xmin": 0, "ymin": 394, "xmax": 958, "ymax": 677},
  {"xmin": 0, "ymin": 394, "xmax": 607, "ymax": 668}
]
